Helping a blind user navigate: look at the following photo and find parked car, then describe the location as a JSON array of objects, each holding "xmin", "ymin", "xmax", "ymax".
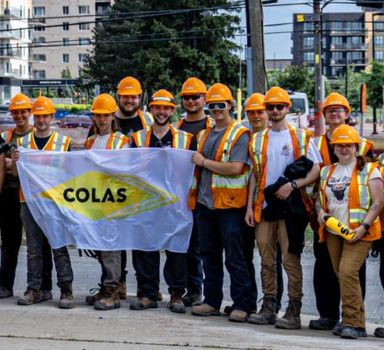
[
  {"xmin": 286, "ymin": 92, "xmax": 310, "ymax": 129},
  {"xmin": 348, "ymin": 111, "xmax": 360, "ymax": 126},
  {"xmin": 60, "ymin": 115, "xmax": 92, "ymax": 129},
  {"xmin": 0, "ymin": 116, "xmax": 16, "ymax": 132}
]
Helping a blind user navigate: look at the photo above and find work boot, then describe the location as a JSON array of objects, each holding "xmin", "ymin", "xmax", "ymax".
[
  {"xmin": 85, "ymin": 284, "xmax": 103, "ymax": 305},
  {"xmin": 58, "ymin": 281, "xmax": 74, "ymax": 309},
  {"xmin": 224, "ymin": 305, "xmax": 256, "ymax": 316},
  {"xmin": 275, "ymin": 299, "xmax": 302, "ymax": 330},
  {"xmin": 229, "ymin": 310, "xmax": 248, "ymax": 323},
  {"xmin": 17, "ymin": 289, "xmax": 42, "ymax": 306},
  {"xmin": 309, "ymin": 317, "xmax": 338, "ymax": 330},
  {"xmin": 41, "ymin": 289, "xmax": 53, "ymax": 301},
  {"xmin": 191, "ymin": 303, "xmax": 220, "ymax": 316},
  {"xmin": 248, "ymin": 296, "xmax": 277, "ymax": 325},
  {"xmin": 340, "ymin": 326, "xmax": 358, "ymax": 340},
  {"xmin": 0, "ymin": 287, "xmax": 13, "ymax": 298},
  {"xmin": 118, "ymin": 281, "xmax": 127, "ymax": 300},
  {"xmin": 94, "ymin": 286, "xmax": 120, "ymax": 311},
  {"xmin": 374, "ymin": 327, "xmax": 384, "ymax": 338},
  {"xmin": 333, "ymin": 323, "xmax": 367, "ymax": 337},
  {"xmin": 168, "ymin": 290, "xmax": 186, "ymax": 314},
  {"xmin": 137, "ymin": 286, "xmax": 163, "ymax": 301},
  {"xmin": 182, "ymin": 293, "xmax": 203, "ymax": 307},
  {"xmin": 130, "ymin": 297, "xmax": 158, "ymax": 310}
]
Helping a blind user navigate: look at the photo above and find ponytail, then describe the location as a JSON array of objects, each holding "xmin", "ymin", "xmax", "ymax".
[{"xmin": 356, "ymin": 156, "xmax": 366, "ymax": 172}]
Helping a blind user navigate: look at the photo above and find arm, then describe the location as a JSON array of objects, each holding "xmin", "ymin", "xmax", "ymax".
[
  {"xmin": 0, "ymin": 154, "xmax": 5, "ymax": 194},
  {"xmin": 10, "ymin": 150, "xmax": 19, "ymax": 177},
  {"xmin": 245, "ymin": 172, "xmax": 256, "ymax": 227},
  {"xmin": 315, "ymin": 193, "xmax": 327, "ymax": 225},
  {"xmin": 191, "ymin": 152, "xmax": 244, "ymax": 176}
]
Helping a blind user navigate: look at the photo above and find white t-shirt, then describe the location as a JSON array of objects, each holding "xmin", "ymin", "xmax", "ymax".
[
  {"xmin": 325, "ymin": 160, "xmax": 382, "ymax": 235},
  {"xmin": 91, "ymin": 134, "xmax": 129, "ymax": 150},
  {"xmin": 263, "ymin": 128, "xmax": 322, "ymax": 207}
]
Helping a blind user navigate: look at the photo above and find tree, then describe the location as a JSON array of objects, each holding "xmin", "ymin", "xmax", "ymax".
[
  {"xmin": 364, "ymin": 61, "xmax": 384, "ymax": 109},
  {"xmin": 85, "ymin": 0, "xmax": 241, "ymax": 99}
]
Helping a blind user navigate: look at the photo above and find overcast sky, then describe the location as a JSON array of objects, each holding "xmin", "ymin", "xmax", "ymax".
[{"xmin": 239, "ymin": 1, "xmax": 363, "ymax": 60}]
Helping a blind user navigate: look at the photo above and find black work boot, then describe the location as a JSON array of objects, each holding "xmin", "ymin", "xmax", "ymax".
[
  {"xmin": 58, "ymin": 281, "xmax": 74, "ymax": 309},
  {"xmin": 275, "ymin": 299, "xmax": 302, "ymax": 330},
  {"xmin": 169, "ymin": 289, "xmax": 186, "ymax": 314},
  {"xmin": 248, "ymin": 296, "xmax": 277, "ymax": 325}
]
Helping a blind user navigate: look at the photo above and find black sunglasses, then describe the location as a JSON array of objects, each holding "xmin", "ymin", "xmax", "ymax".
[
  {"xmin": 182, "ymin": 95, "xmax": 202, "ymax": 101},
  {"xmin": 266, "ymin": 104, "xmax": 286, "ymax": 111}
]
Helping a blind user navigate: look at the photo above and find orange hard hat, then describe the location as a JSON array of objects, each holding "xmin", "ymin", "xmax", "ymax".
[
  {"xmin": 330, "ymin": 125, "xmax": 360, "ymax": 144},
  {"xmin": 205, "ymin": 83, "xmax": 233, "ymax": 103},
  {"xmin": 180, "ymin": 77, "xmax": 207, "ymax": 95},
  {"xmin": 148, "ymin": 89, "xmax": 176, "ymax": 108},
  {"xmin": 117, "ymin": 76, "xmax": 143, "ymax": 96},
  {"xmin": 322, "ymin": 92, "xmax": 351, "ymax": 114},
  {"xmin": 9, "ymin": 93, "xmax": 32, "ymax": 111},
  {"xmin": 91, "ymin": 94, "xmax": 118, "ymax": 114},
  {"xmin": 31, "ymin": 96, "xmax": 56, "ymax": 115},
  {"xmin": 264, "ymin": 87, "xmax": 292, "ymax": 108},
  {"xmin": 245, "ymin": 93, "xmax": 265, "ymax": 112}
]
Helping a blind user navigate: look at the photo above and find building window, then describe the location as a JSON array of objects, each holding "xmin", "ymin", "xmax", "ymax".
[
  {"xmin": 63, "ymin": 6, "xmax": 69, "ymax": 15},
  {"xmin": 303, "ymin": 52, "xmax": 314, "ymax": 64},
  {"xmin": 375, "ymin": 51, "xmax": 383, "ymax": 62},
  {"xmin": 79, "ymin": 6, "xmax": 90, "ymax": 14},
  {"xmin": 63, "ymin": 22, "xmax": 70, "ymax": 31},
  {"xmin": 79, "ymin": 54, "xmax": 88, "ymax": 62},
  {"xmin": 79, "ymin": 23, "xmax": 90, "ymax": 30},
  {"xmin": 34, "ymin": 7, "xmax": 45, "ymax": 16},
  {"xmin": 35, "ymin": 70, "xmax": 46, "ymax": 79},
  {"xmin": 78, "ymin": 38, "xmax": 90, "ymax": 46},
  {"xmin": 303, "ymin": 22, "xmax": 314, "ymax": 33},
  {"xmin": 332, "ymin": 67, "xmax": 343, "ymax": 77},
  {"xmin": 63, "ymin": 54, "xmax": 69, "ymax": 63},
  {"xmin": 374, "ymin": 36, "xmax": 383, "ymax": 48},
  {"xmin": 63, "ymin": 38, "xmax": 70, "ymax": 46},
  {"xmin": 303, "ymin": 37, "xmax": 314, "ymax": 49},
  {"xmin": 331, "ymin": 21, "xmax": 342, "ymax": 31},
  {"xmin": 34, "ymin": 26, "xmax": 45, "ymax": 32},
  {"xmin": 374, "ymin": 21, "xmax": 384, "ymax": 31}
]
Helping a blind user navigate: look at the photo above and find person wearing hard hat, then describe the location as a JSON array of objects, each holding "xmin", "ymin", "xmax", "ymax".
[
  {"xmin": 189, "ymin": 83, "xmax": 251, "ymax": 323},
  {"xmin": 244, "ymin": 93, "xmax": 269, "ymax": 133},
  {"xmin": 172, "ymin": 77, "xmax": 213, "ymax": 307},
  {"xmin": 83, "ymin": 93, "xmax": 129, "ymax": 311},
  {"xmin": 246, "ymin": 86, "xmax": 321, "ymax": 330},
  {"xmin": 0, "ymin": 94, "xmax": 37, "ymax": 299},
  {"xmin": 130, "ymin": 89, "xmax": 192, "ymax": 313},
  {"xmin": 11, "ymin": 96, "xmax": 75, "ymax": 309},
  {"xmin": 316, "ymin": 125, "xmax": 383, "ymax": 339},
  {"xmin": 309, "ymin": 92, "xmax": 373, "ymax": 332}
]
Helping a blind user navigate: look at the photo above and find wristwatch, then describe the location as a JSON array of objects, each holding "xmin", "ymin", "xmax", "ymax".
[
  {"xmin": 291, "ymin": 181, "xmax": 298, "ymax": 190},
  {"xmin": 362, "ymin": 222, "xmax": 370, "ymax": 231}
]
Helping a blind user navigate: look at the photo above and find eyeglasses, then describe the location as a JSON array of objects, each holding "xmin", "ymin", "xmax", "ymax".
[
  {"xmin": 207, "ymin": 102, "xmax": 228, "ymax": 110},
  {"xmin": 325, "ymin": 108, "xmax": 345, "ymax": 114},
  {"xmin": 182, "ymin": 95, "xmax": 202, "ymax": 101},
  {"xmin": 334, "ymin": 144, "xmax": 355, "ymax": 150},
  {"xmin": 266, "ymin": 104, "xmax": 286, "ymax": 111}
]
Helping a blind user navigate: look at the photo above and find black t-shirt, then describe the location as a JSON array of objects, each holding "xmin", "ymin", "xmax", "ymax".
[
  {"xmin": 0, "ymin": 134, "xmax": 7, "ymax": 155},
  {"xmin": 326, "ymin": 134, "xmax": 373, "ymax": 162},
  {"xmin": 178, "ymin": 117, "xmax": 207, "ymax": 151},
  {"xmin": 34, "ymin": 135, "xmax": 71, "ymax": 151},
  {"xmin": 131, "ymin": 129, "xmax": 173, "ymax": 148},
  {"xmin": 87, "ymin": 116, "xmax": 145, "ymax": 138}
]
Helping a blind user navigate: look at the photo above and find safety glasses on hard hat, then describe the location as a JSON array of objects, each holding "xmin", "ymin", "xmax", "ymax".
[
  {"xmin": 182, "ymin": 95, "xmax": 202, "ymax": 101},
  {"xmin": 266, "ymin": 104, "xmax": 286, "ymax": 111},
  {"xmin": 207, "ymin": 102, "xmax": 228, "ymax": 110}
]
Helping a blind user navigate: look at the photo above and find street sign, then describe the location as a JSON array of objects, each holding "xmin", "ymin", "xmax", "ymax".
[{"xmin": 21, "ymin": 79, "xmax": 78, "ymax": 87}]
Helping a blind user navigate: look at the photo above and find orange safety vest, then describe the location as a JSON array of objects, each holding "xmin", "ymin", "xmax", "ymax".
[
  {"xmin": 318, "ymin": 161, "xmax": 381, "ymax": 242},
  {"xmin": 84, "ymin": 131, "xmax": 129, "ymax": 150},
  {"xmin": 249, "ymin": 124, "xmax": 315, "ymax": 223},
  {"xmin": 1, "ymin": 127, "xmax": 35, "ymax": 144},
  {"xmin": 378, "ymin": 153, "xmax": 384, "ymax": 230},
  {"xmin": 172, "ymin": 116, "xmax": 215, "ymax": 130},
  {"xmin": 17, "ymin": 131, "xmax": 71, "ymax": 202},
  {"xmin": 131, "ymin": 125, "xmax": 192, "ymax": 149},
  {"xmin": 188, "ymin": 120, "xmax": 251, "ymax": 210}
]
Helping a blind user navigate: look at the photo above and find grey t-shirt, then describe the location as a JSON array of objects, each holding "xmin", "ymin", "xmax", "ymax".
[{"xmin": 197, "ymin": 129, "xmax": 250, "ymax": 209}]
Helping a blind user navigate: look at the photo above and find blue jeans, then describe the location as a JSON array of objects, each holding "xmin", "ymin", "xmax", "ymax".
[
  {"xmin": 196, "ymin": 204, "xmax": 251, "ymax": 312},
  {"xmin": 20, "ymin": 203, "xmax": 73, "ymax": 291}
]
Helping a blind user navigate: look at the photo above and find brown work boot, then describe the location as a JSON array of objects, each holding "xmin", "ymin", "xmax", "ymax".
[
  {"xmin": 248, "ymin": 296, "xmax": 277, "ymax": 325},
  {"xmin": 169, "ymin": 289, "xmax": 186, "ymax": 314},
  {"xmin": 58, "ymin": 281, "xmax": 74, "ymax": 309},
  {"xmin": 94, "ymin": 286, "xmax": 121, "ymax": 311},
  {"xmin": 229, "ymin": 309, "xmax": 248, "ymax": 323},
  {"xmin": 85, "ymin": 284, "xmax": 103, "ymax": 305},
  {"xmin": 118, "ymin": 281, "xmax": 127, "ymax": 300},
  {"xmin": 191, "ymin": 303, "xmax": 220, "ymax": 316},
  {"xmin": 130, "ymin": 297, "xmax": 158, "ymax": 310},
  {"xmin": 275, "ymin": 299, "xmax": 302, "ymax": 330},
  {"xmin": 137, "ymin": 286, "xmax": 163, "ymax": 301},
  {"xmin": 17, "ymin": 289, "xmax": 42, "ymax": 306}
]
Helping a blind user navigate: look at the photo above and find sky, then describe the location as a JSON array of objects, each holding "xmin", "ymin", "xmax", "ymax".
[{"xmin": 239, "ymin": 1, "xmax": 363, "ymax": 60}]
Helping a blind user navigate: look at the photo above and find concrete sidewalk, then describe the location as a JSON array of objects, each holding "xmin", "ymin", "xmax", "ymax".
[{"xmin": 0, "ymin": 293, "xmax": 383, "ymax": 350}]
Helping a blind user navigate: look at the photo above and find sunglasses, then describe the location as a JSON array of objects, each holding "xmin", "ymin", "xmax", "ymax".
[
  {"xmin": 182, "ymin": 95, "xmax": 202, "ymax": 101},
  {"xmin": 207, "ymin": 102, "xmax": 228, "ymax": 110},
  {"xmin": 325, "ymin": 108, "xmax": 345, "ymax": 114},
  {"xmin": 266, "ymin": 104, "xmax": 286, "ymax": 111}
]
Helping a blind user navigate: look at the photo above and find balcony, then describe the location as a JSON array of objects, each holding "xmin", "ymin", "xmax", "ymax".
[
  {"xmin": 0, "ymin": 30, "xmax": 21, "ymax": 40},
  {"xmin": 330, "ymin": 58, "xmax": 368, "ymax": 66},
  {"xmin": 330, "ymin": 29, "xmax": 366, "ymax": 36},
  {"xmin": 0, "ymin": 68, "xmax": 22, "ymax": 78},
  {"xmin": 32, "ymin": 37, "xmax": 47, "ymax": 47},
  {"xmin": 29, "ymin": 54, "xmax": 47, "ymax": 63},
  {"xmin": 1, "ymin": 7, "xmax": 22, "ymax": 18},
  {"xmin": 29, "ymin": 18, "xmax": 46, "ymax": 26},
  {"xmin": 330, "ymin": 43, "xmax": 368, "ymax": 51},
  {"xmin": 0, "ymin": 50, "xmax": 21, "ymax": 58}
]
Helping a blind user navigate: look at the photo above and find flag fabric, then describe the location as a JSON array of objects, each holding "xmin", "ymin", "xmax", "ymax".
[{"xmin": 17, "ymin": 148, "xmax": 195, "ymax": 253}]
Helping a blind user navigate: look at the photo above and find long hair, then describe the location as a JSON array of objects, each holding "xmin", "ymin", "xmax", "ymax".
[{"xmin": 92, "ymin": 113, "xmax": 121, "ymax": 135}]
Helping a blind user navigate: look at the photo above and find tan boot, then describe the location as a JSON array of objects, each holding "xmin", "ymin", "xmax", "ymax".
[
  {"xmin": 191, "ymin": 303, "xmax": 220, "ymax": 316},
  {"xmin": 118, "ymin": 281, "xmax": 127, "ymax": 300},
  {"xmin": 169, "ymin": 290, "xmax": 186, "ymax": 314},
  {"xmin": 137, "ymin": 286, "xmax": 163, "ymax": 301},
  {"xmin": 85, "ymin": 284, "xmax": 103, "ymax": 305},
  {"xmin": 130, "ymin": 297, "xmax": 158, "ymax": 310},
  {"xmin": 94, "ymin": 286, "xmax": 120, "ymax": 311},
  {"xmin": 229, "ymin": 309, "xmax": 248, "ymax": 323},
  {"xmin": 58, "ymin": 281, "xmax": 74, "ymax": 309},
  {"xmin": 17, "ymin": 289, "xmax": 42, "ymax": 306},
  {"xmin": 275, "ymin": 299, "xmax": 302, "ymax": 330}
]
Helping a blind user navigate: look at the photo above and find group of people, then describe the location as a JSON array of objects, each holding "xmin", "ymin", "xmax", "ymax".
[{"xmin": 0, "ymin": 76, "xmax": 383, "ymax": 341}]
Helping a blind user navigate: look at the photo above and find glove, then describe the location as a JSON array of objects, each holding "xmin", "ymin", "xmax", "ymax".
[{"xmin": 371, "ymin": 236, "xmax": 384, "ymax": 258}]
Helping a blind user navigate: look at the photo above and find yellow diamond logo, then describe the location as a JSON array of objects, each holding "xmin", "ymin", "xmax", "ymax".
[{"xmin": 39, "ymin": 171, "xmax": 178, "ymax": 221}]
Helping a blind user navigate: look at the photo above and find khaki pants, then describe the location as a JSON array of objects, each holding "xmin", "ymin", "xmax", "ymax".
[
  {"xmin": 255, "ymin": 218, "xmax": 303, "ymax": 299},
  {"xmin": 326, "ymin": 232, "xmax": 371, "ymax": 328}
]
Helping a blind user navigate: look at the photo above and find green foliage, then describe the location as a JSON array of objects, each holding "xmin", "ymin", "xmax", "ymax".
[
  {"xmin": 363, "ymin": 61, "xmax": 384, "ymax": 109},
  {"xmin": 85, "ymin": 0, "xmax": 241, "ymax": 99},
  {"xmin": 54, "ymin": 104, "xmax": 90, "ymax": 113}
]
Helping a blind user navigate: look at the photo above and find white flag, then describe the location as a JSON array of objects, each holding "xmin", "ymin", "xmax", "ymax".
[{"xmin": 17, "ymin": 148, "xmax": 195, "ymax": 252}]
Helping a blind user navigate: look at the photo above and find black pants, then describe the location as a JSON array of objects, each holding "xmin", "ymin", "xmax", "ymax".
[
  {"xmin": 313, "ymin": 231, "xmax": 366, "ymax": 320},
  {"xmin": 133, "ymin": 250, "xmax": 187, "ymax": 301}
]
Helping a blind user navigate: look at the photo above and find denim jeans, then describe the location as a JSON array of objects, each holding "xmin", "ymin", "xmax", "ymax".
[
  {"xmin": 20, "ymin": 203, "xmax": 73, "ymax": 291},
  {"xmin": 196, "ymin": 204, "xmax": 251, "ymax": 312}
]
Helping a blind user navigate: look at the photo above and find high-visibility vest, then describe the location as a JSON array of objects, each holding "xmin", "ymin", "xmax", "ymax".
[
  {"xmin": 84, "ymin": 131, "xmax": 129, "ymax": 150},
  {"xmin": 138, "ymin": 110, "xmax": 153, "ymax": 128},
  {"xmin": 318, "ymin": 161, "xmax": 381, "ymax": 242},
  {"xmin": 131, "ymin": 124, "xmax": 192, "ymax": 149},
  {"xmin": 172, "ymin": 116, "xmax": 215, "ymax": 130},
  {"xmin": 378, "ymin": 153, "xmax": 384, "ymax": 230},
  {"xmin": 188, "ymin": 119, "xmax": 251, "ymax": 210},
  {"xmin": 314, "ymin": 132, "xmax": 373, "ymax": 168},
  {"xmin": 1, "ymin": 127, "xmax": 35, "ymax": 144},
  {"xmin": 18, "ymin": 131, "xmax": 71, "ymax": 202},
  {"xmin": 249, "ymin": 124, "xmax": 315, "ymax": 223}
]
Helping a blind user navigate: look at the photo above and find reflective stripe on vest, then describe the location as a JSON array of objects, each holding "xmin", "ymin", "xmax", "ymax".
[
  {"xmin": 85, "ymin": 132, "xmax": 128, "ymax": 150},
  {"xmin": 138, "ymin": 110, "xmax": 153, "ymax": 128},
  {"xmin": 1, "ymin": 129, "xmax": 14, "ymax": 144},
  {"xmin": 18, "ymin": 132, "xmax": 70, "ymax": 151}
]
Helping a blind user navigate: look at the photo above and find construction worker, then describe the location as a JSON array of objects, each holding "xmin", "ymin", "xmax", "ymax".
[
  {"xmin": 309, "ymin": 92, "xmax": 373, "ymax": 331},
  {"xmin": 84, "ymin": 94, "xmax": 129, "ymax": 311},
  {"xmin": 172, "ymin": 77, "xmax": 213, "ymax": 307},
  {"xmin": 11, "ymin": 96, "xmax": 75, "ymax": 309},
  {"xmin": 246, "ymin": 86, "xmax": 321, "ymax": 329},
  {"xmin": 244, "ymin": 93, "xmax": 269, "ymax": 133},
  {"xmin": 130, "ymin": 89, "xmax": 192, "ymax": 313},
  {"xmin": 190, "ymin": 83, "xmax": 251, "ymax": 323},
  {"xmin": 316, "ymin": 125, "xmax": 383, "ymax": 339}
]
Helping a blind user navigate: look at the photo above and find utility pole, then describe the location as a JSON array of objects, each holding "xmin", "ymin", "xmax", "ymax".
[
  {"xmin": 246, "ymin": 0, "xmax": 267, "ymax": 94},
  {"xmin": 314, "ymin": 0, "xmax": 324, "ymax": 136}
]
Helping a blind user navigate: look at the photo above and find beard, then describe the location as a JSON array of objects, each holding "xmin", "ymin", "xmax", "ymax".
[
  {"xmin": 118, "ymin": 103, "xmax": 139, "ymax": 118},
  {"xmin": 154, "ymin": 115, "xmax": 171, "ymax": 126}
]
